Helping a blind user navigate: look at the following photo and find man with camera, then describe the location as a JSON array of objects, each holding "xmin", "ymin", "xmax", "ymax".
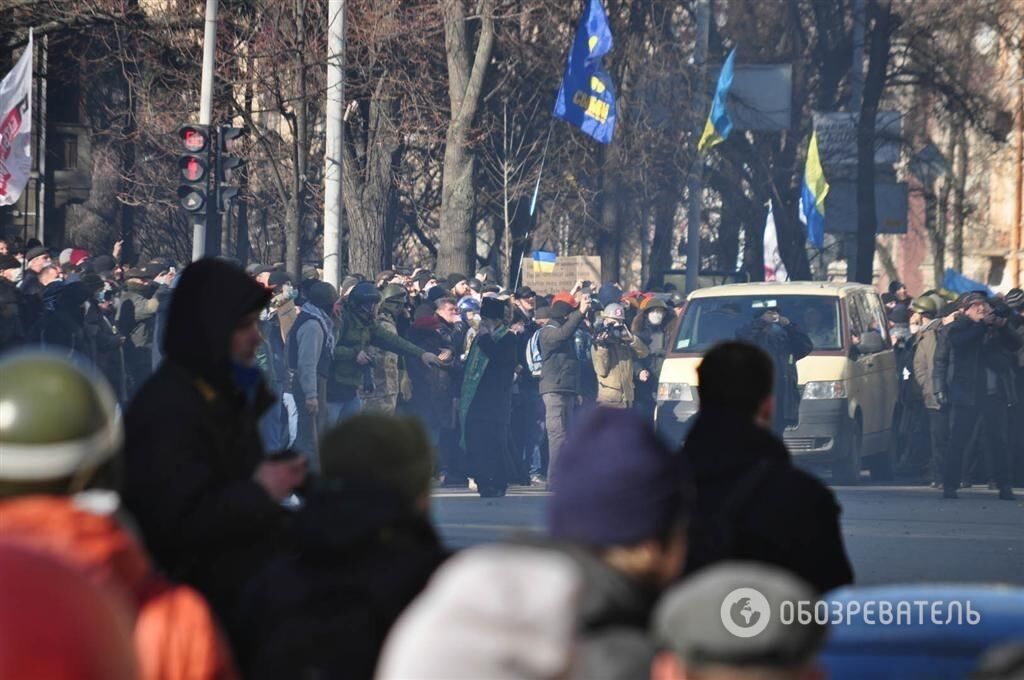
[
  {"xmin": 943, "ymin": 292, "xmax": 1021, "ymax": 500},
  {"xmin": 592, "ymin": 303, "xmax": 649, "ymax": 409}
]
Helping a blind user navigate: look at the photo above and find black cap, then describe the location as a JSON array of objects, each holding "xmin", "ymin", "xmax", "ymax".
[
  {"xmin": 251, "ymin": 264, "xmax": 275, "ymax": 277},
  {"xmin": 515, "ymin": 286, "xmax": 536, "ymax": 300},
  {"xmin": 25, "ymin": 245, "xmax": 48, "ymax": 262},
  {"xmin": 0, "ymin": 254, "xmax": 20, "ymax": 270},
  {"xmin": 959, "ymin": 292, "xmax": 988, "ymax": 310},
  {"xmin": 268, "ymin": 271, "xmax": 293, "ymax": 288},
  {"xmin": 480, "ymin": 296, "xmax": 506, "ymax": 320}
]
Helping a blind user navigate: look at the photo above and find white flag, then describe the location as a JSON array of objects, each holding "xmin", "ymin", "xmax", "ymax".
[
  {"xmin": 0, "ymin": 33, "xmax": 33, "ymax": 207},
  {"xmin": 763, "ymin": 200, "xmax": 789, "ymax": 282}
]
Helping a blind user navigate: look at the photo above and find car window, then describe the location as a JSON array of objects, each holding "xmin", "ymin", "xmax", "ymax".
[
  {"xmin": 674, "ymin": 295, "xmax": 842, "ymax": 353},
  {"xmin": 865, "ymin": 292, "xmax": 892, "ymax": 345}
]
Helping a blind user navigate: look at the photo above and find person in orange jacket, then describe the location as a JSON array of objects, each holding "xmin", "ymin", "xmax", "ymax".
[{"xmin": 0, "ymin": 350, "xmax": 238, "ymax": 680}]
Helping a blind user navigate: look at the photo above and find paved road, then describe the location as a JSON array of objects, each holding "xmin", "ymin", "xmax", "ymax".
[{"xmin": 431, "ymin": 483, "xmax": 1024, "ymax": 586}]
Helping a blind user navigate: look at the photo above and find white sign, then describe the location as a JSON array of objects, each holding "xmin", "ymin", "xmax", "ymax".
[
  {"xmin": 813, "ymin": 111, "xmax": 902, "ymax": 167},
  {"xmin": 0, "ymin": 34, "xmax": 32, "ymax": 206}
]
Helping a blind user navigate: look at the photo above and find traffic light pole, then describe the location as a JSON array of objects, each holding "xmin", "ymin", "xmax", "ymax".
[{"xmin": 192, "ymin": 0, "xmax": 219, "ymax": 262}]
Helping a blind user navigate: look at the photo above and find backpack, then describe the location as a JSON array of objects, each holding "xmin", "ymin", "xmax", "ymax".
[{"xmin": 526, "ymin": 326, "xmax": 546, "ymax": 378}]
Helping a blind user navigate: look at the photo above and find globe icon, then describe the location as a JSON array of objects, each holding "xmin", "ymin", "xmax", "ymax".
[{"xmin": 729, "ymin": 597, "xmax": 762, "ymax": 629}]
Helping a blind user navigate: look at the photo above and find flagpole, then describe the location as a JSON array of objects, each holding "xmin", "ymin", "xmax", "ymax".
[{"xmin": 513, "ymin": 121, "xmax": 555, "ymax": 290}]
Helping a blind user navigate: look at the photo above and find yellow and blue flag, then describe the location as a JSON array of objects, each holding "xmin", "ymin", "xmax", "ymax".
[
  {"xmin": 532, "ymin": 250, "xmax": 557, "ymax": 273},
  {"xmin": 799, "ymin": 131, "xmax": 830, "ymax": 248},
  {"xmin": 553, "ymin": 0, "xmax": 616, "ymax": 144},
  {"xmin": 697, "ymin": 47, "xmax": 737, "ymax": 154}
]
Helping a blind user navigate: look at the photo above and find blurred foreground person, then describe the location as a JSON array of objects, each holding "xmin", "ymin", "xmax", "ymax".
[
  {"xmin": 376, "ymin": 545, "xmax": 581, "ymax": 680},
  {"xmin": 681, "ymin": 342, "xmax": 852, "ymax": 594},
  {"xmin": 237, "ymin": 413, "xmax": 446, "ymax": 680},
  {"xmin": 548, "ymin": 407, "xmax": 692, "ymax": 680},
  {"xmin": 652, "ymin": 562, "xmax": 826, "ymax": 680},
  {"xmin": 0, "ymin": 542, "xmax": 138, "ymax": 680},
  {"xmin": 0, "ymin": 351, "xmax": 237, "ymax": 680},
  {"xmin": 123, "ymin": 259, "xmax": 307, "ymax": 629}
]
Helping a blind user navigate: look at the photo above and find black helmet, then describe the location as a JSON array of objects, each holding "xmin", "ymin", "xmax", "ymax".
[{"xmin": 349, "ymin": 281, "xmax": 382, "ymax": 315}]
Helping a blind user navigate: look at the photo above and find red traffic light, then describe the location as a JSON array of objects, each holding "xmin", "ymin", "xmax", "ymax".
[
  {"xmin": 179, "ymin": 155, "xmax": 208, "ymax": 182},
  {"xmin": 178, "ymin": 125, "xmax": 210, "ymax": 153}
]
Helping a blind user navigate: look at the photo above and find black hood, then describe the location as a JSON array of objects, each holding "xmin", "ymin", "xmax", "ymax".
[
  {"xmin": 681, "ymin": 408, "xmax": 790, "ymax": 483},
  {"xmin": 163, "ymin": 258, "xmax": 270, "ymax": 382}
]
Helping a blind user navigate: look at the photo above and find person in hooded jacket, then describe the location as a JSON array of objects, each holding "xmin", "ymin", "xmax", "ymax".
[
  {"xmin": 235, "ymin": 413, "xmax": 447, "ymax": 680},
  {"xmin": 736, "ymin": 306, "xmax": 813, "ymax": 436},
  {"xmin": 31, "ymin": 279, "xmax": 103, "ymax": 357},
  {"xmin": 289, "ymin": 281, "xmax": 339, "ymax": 470},
  {"xmin": 362, "ymin": 284, "xmax": 409, "ymax": 414},
  {"xmin": 679, "ymin": 341, "xmax": 854, "ymax": 595},
  {"xmin": 633, "ymin": 297, "xmax": 676, "ymax": 421},
  {"xmin": 122, "ymin": 259, "xmax": 308, "ymax": 641}
]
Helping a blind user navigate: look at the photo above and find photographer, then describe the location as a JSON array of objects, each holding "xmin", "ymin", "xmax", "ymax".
[
  {"xmin": 944, "ymin": 293, "xmax": 1021, "ymax": 500},
  {"xmin": 592, "ymin": 303, "xmax": 649, "ymax": 409}
]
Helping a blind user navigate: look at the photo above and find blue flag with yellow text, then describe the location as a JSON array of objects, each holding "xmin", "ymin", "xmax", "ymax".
[
  {"xmin": 553, "ymin": 0, "xmax": 616, "ymax": 144},
  {"xmin": 697, "ymin": 47, "xmax": 737, "ymax": 154}
]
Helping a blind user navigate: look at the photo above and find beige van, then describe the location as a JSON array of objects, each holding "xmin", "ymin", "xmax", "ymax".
[{"xmin": 655, "ymin": 282, "xmax": 900, "ymax": 483}]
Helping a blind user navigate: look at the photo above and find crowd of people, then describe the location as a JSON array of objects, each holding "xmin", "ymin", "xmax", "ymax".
[
  {"xmin": 1, "ymin": 236, "xmax": 1021, "ymax": 678},
  {"xmin": 0, "ymin": 237, "xmax": 685, "ymax": 497},
  {"xmin": 886, "ymin": 280, "xmax": 1024, "ymax": 500}
]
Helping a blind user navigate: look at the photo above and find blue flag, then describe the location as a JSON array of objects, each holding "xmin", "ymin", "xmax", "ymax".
[
  {"xmin": 800, "ymin": 131, "xmax": 830, "ymax": 248},
  {"xmin": 553, "ymin": 0, "xmax": 616, "ymax": 144},
  {"xmin": 697, "ymin": 47, "xmax": 737, "ymax": 154}
]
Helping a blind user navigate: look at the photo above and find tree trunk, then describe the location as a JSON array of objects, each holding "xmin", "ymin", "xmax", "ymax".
[
  {"xmin": 437, "ymin": 0, "xmax": 495, "ymax": 277},
  {"xmin": 951, "ymin": 124, "xmax": 968, "ymax": 272},
  {"xmin": 853, "ymin": 0, "xmax": 893, "ymax": 284},
  {"xmin": 285, "ymin": 0, "xmax": 307, "ymax": 278},
  {"xmin": 344, "ymin": 95, "xmax": 400, "ymax": 277},
  {"xmin": 648, "ymin": 195, "xmax": 677, "ymax": 287}
]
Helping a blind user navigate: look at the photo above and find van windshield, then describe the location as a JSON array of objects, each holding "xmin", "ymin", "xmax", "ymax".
[{"xmin": 674, "ymin": 295, "xmax": 843, "ymax": 353}]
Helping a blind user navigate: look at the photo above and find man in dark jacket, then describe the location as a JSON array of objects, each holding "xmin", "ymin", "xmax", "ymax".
[
  {"xmin": 539, "ymin": 291, "xmax": 593, "ymax": 487},
  {"xmin": 236, "ymin": 413, "xmax": 446, "ymax": 680},
  {"xmin": 0, "ymin": 253, "xmax": 27, "ymax": 351},
  {"xmin": 511, "ymin": 287, "xmax": 542, "ymax": 484},
  {"xmin": 736, "ymin": 306, "xmax": 813, "ymax": 435},
  {"xmin": 116, "ymin": 263, "xmax": 167, "ymax": 395},
  {"xmin": 289, "ymin": 281, "xmax": 339, "ymax": 469},
  {"xmin": 123, "ymin": 258, "xmax": 307, "ymax": 636},
  {"xmin": 680, "ymin": 341, "xmax": 854, "ymax": 594},
  {"xmin": 943, "ymin": 293, "xmax": 1020, "ymax": 500},
  {"xmin": 460, "ymin": 297, "xmax": 522, "ymax": 497}
]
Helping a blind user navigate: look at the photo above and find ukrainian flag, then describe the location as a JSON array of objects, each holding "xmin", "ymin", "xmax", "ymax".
[
  {"xmin": 697, "ymin": 47, "xmax": 737, "ymax": 155},
  {"xmin": 553, "ymin": 0, "xmax": 616, "ymax": 144},
  {"xmin": 532, "ymin": 250, "xmax": 557, "ymax": 273},
  {"xmin": 799, "ymin": 131, "xmax": 830, "ymax": 248}
]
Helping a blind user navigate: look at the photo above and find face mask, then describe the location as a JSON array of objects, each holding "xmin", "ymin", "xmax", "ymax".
[
  {"xmin": 281, "ymin": 283, "xmax": 297, "ymax": 301},
  {"xmin": 648, "ymin": 311, "xmax": 665, "ymax": 326}
]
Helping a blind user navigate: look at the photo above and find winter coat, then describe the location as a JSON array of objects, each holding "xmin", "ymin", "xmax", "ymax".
[
  {"xmin": 945, "ymin": 316, "xmax": 1022, "ymax": 407},
  {"xmin": 123, "ymin": 259, "xmax": 284, "ymax": 626},
  {"xmin": 633, "ymin": 316, "xmax": 674, "ymax": 405},
  {"xmin": 118, "ymin": 281, "xmax": 160, "ymax": 351},
  {"xmin": 912, "ymin": 319, "xmax": 944, "ymax": 410},
  {"xmin": 407, "ymin": 320, "xmax": 458, "ymax": 428},
  {"xmin": 592, "ymin": 334, "xmax": 649, "ymax": 407},
  {"xmin": 289, "ymin": 311, "xmax": 331, "ymax": 402},
  {"xmin": 364, "ymin": 311, "xmax": 402, "ymax": 404},
  {"xmin": 539, "ymin": 310, "xmax": 585, "ymax": 396},
  {"xmin": 0, "ymin": 277, "xmax": 25, "ymax": 351},
  {"xmin": 555, "ymin": 544, "xmax": 659, "ymax": 680},
  {"xmin": 235, "ymin": 480, "xmax": 446, "ymax": 680},
  {"xmin": 0, "ymin": 494, "xmax": 239, "ymax": 680},
  {"xmin": 680, "ymin": 408, "xmax": 854, "ymax": 594},
  {"xmin": 32, "ymin": 281, "xmax": 93, "ymax": 357},
  {"xmin": 736, "ymin": 320, "xmax": 813, "ymax": 428},
  {"xmin": 512, "ymin": 306, "xmax": 540, "ymax": 392},
  {"xmin": 86, "ymin": 303, "xmax": 127, "ymax": 401},
  {"xmin": 330, "ymin": 303, "xmax": 425, "ymax": 398}
]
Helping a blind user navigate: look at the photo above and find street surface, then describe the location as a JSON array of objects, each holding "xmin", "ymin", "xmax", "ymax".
[{"xmin": 432, "ymin": 482, "xmax": 1024, "ymax": 586}]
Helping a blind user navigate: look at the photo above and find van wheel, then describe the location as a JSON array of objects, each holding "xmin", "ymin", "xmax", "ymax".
[
  {"xmin": 832, "ymin": 421, "xmax": 862, "ymax": 485},
  {"xmin": 868, "ymin": 438, "xmax": 896, "ymax": 481}
]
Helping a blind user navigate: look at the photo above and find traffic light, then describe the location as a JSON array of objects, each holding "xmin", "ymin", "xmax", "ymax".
[
  {"xmin": 216, "ymin": 125, "xmax": 246, "ymax": 214},
  {"xmin": 176, "ymin": 125, "xmax": 210, "ymax": 212}
]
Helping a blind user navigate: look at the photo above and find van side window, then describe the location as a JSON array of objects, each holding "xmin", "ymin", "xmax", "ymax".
[
  {"xmin": 848, "ymin": 293, "xmax": 886, "ymax": 354},
  {"xmin": 865, "ymin": 293, "xmax": 892, "ymax": 345},
  {"xmin": 846, "ymin": 294, "xmax": 868, "ymax": 340}
]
